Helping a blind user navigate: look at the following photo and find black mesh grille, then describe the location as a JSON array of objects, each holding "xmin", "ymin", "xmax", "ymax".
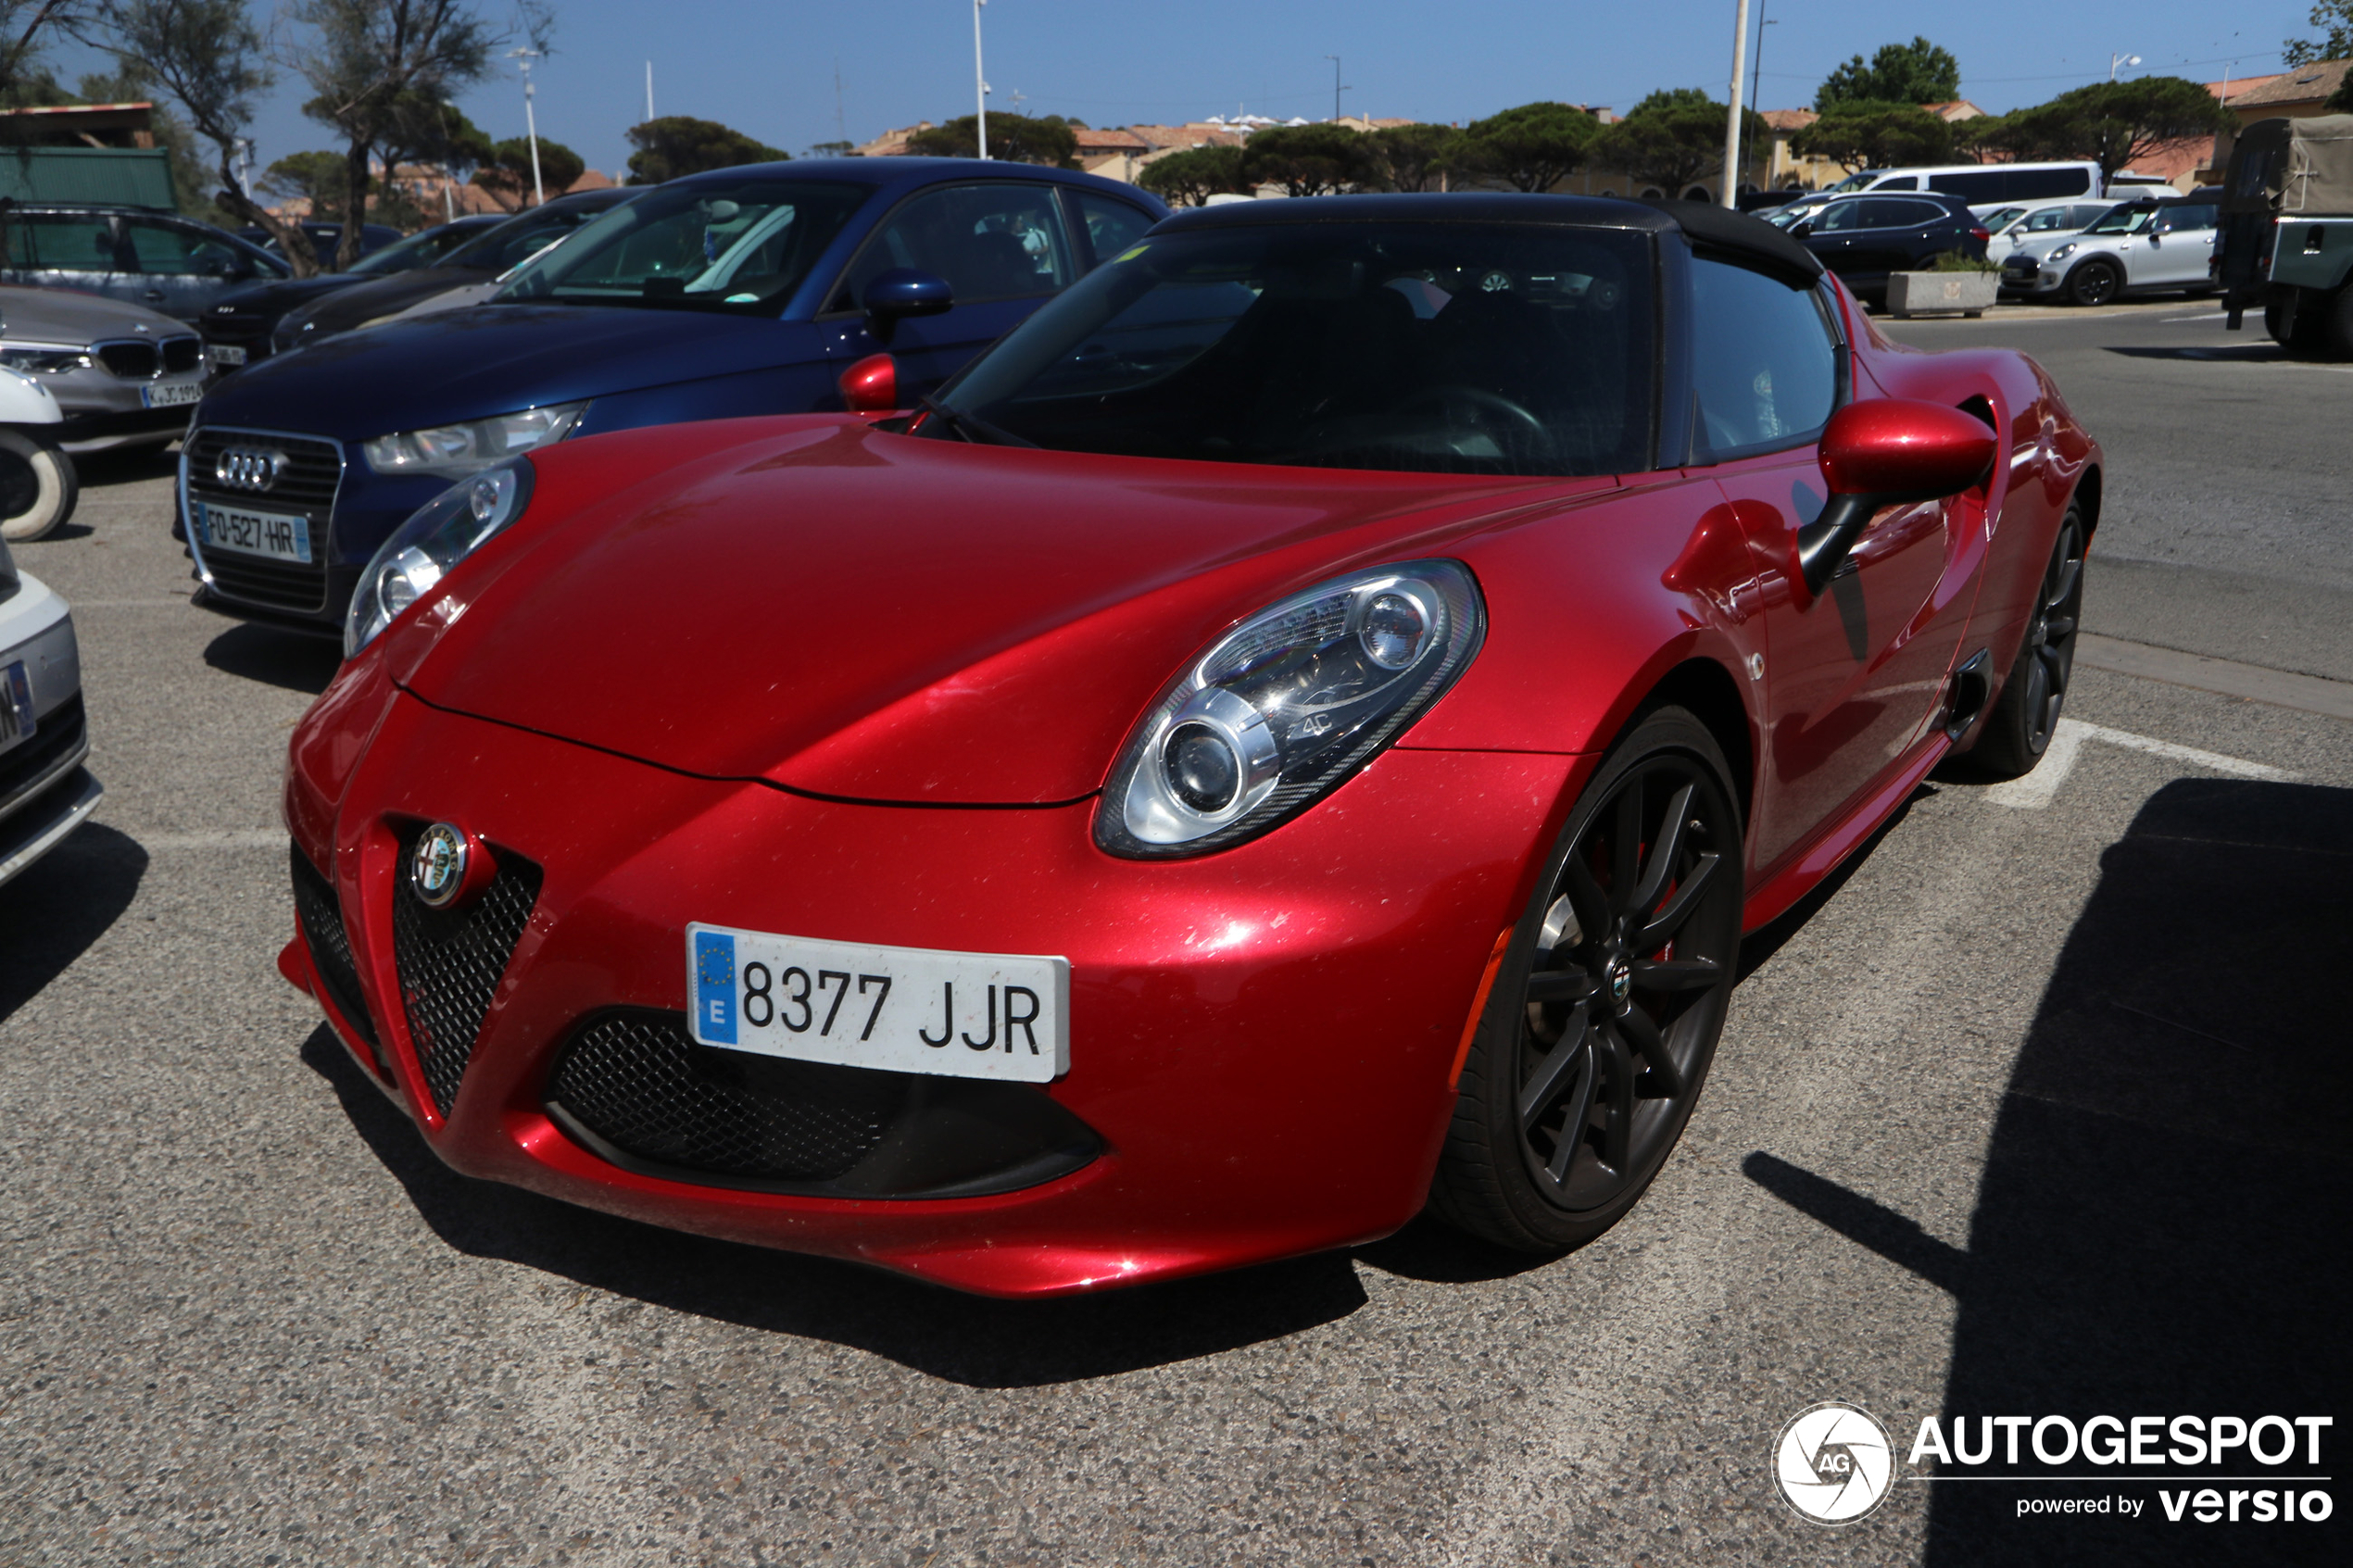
[
  {"xmin": 390, "ymin": 828, "xmax": 542, "ymax": 1117},
  {"xmin": 95, "ymin": 340, "xmax": 158, "ymax": 379},
  {"xmin": 162, "ymin": 336, "xmax": 204, "ymax": 375},
  {"xmin": 547, "ymin": 1012, "xmax": 907, "ymax": 1182},
  {"xmin": 0, "ymin": 694, "xmax": 85, "ymax": 810},
  {"xmin": 185, "ymin": 427, "xmax": 344, "ymax": 615},
  {"xmin": 289, "ymin": 845, "xmax": 378, "ymax": 1054}
]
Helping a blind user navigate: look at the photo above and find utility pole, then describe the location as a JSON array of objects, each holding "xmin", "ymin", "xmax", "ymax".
[
  {"xmin": 1722, "ymin": 0, "xmax": 1751, "ymax": 207},
  {"xmin": 1326, "ymin": 55, "xmax": 1349, "ymax": 123},
  {"xmin": 834, "ymin": 58, "xmax": 848, "ymax": 147},
  {"xmin": 974, "ymin": 0, "xmax": 990, "ymax": 160},
  {"xmin": 507, "ymin": 45, "xmax": 545, "ymax": 207},
  {"xmin": 1747, "ymin": 5, "xmax": 1776, "ymax": 191}
]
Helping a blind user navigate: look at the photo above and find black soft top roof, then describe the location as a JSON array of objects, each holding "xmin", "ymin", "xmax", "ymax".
[{"xmin": 1156, "ymin": 193, "xmax": 1824, "ymax": 283}]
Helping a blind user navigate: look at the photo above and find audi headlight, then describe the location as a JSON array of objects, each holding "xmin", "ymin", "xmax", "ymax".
[
  {"xmin": 1098, "ymin": 560, "xmax": 1485, "ymax": 858},
  {"xmin": 360, "ymin": 401, "xmax": 585, "ymax": 480},
  {"xmin": 1, "ymin": 344, "xmax": 91, "ymax": 374},
  {"xmin": 2047, "ymin": 243, "xmax": 2077, "ymax": 262},
  {"xmin": 345, "ymin": 459, "xmax": 534, "ymax": 658}
]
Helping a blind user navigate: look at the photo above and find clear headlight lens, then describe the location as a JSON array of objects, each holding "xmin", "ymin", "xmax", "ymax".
[
  {"xmin": 2047, "ymin": 243, "xmax": 2077, "ymax": 262},
  {"xmin": 1097, "ymin": 560, "xmax": 1485, "ymax": 858},
  {"xmin": 1, "ymin": 344, "xmax": 91, "ymax": 373},
  {"xmin": 360, "ymin": 401, "xmax": 585, "ymax": 480},
  {"xmin": 345, "ymin": 459, "xmax": 534, "ymax": 658}
]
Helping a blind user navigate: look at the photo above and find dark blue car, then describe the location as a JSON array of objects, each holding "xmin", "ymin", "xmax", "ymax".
[{"xmin": 181, "ymin": 158, "xmax": 1166, "ymax": 635}]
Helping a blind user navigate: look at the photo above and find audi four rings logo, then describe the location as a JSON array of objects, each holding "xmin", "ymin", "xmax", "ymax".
[{"xmin": 214, "ymin": 447, "xmax": 284, "ymax": 492}]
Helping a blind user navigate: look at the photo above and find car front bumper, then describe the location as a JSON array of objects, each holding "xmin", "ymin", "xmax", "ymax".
[
  {"xmin": 0, "ymin": 573, "xmax": 97, "ymax": 885},
  {"xmin": 283, "ymin": 664, "xmax": 1581, "ymax": 1297}
]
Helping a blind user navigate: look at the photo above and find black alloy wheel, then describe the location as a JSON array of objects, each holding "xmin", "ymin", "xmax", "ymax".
[
  {"xmin": 1430, "ymin": 707, "xmax": 1744, "ymax": 1251},
  {"xmin": 2066, "ymin": 259, "xmax": 2121, "ymax": 307},
  {"xmin": 1969, "ymin": 505, "xmax": 2086, "ymax": 778}
]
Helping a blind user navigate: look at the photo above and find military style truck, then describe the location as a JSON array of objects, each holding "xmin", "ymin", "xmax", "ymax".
[{"xmin": 2218, "ymin": 115, "xmax": 2353, "ymax": 355}]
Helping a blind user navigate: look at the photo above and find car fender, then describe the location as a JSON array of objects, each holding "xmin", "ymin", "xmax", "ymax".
[
  {"xmin": 0, "ymin": 370, "xmax": 63, "ymax": 426},
  {"xmin": 567, "ymin": 360, "xmax": 848, "ymax": 439}
]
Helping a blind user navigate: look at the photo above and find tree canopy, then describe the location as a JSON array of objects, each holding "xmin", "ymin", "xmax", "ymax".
[
  {"xmin": 1817, "ymin": 37, "xmax": 1963, "ymax": 111},
  {"xmin": 904, "ymin": 113, "xmax": 1076, "ymax": 167},
  {"xmin": 472, "ymin": 134, "xmax": 584, "ymax": 208},
  {"xmin": 2284, "ymin": 1, "xmax": 2353, "ymax": 67},
  {"xmin": 1459, "ymin": 101, "xmax": 1598, "ymax": 192},
  {"xmin": 1976, "ymin": 77, "xmax": 2233, "ymax": 180},
  {"xmin": 1598, "ymin": 89, "xmax": 1755, "ymax": 195},
  {"xmin": 1241, "ymin": 121, "xmax": 1376, "ymax": 196},
  {"xmin": 1364, "ymin": 122, "xmax": 1463, "ymax": 192},
  {"xmin": 1790, "ymin": 101, "xmax": 1957, "ymax": 173},
  {"xmin": 624, "ymin": 115, "xmax": 787, "ymax": 182},
  {"xmin": 1136, "ymin": 144, "xmax": 1248, "ymax": 207}
]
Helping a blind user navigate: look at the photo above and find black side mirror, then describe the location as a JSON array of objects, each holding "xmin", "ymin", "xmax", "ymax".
[
  {"xmin": 863, "ymin": 269, "xmax": 952, "ymax": 322},
  {"xmin": 1792, "ymin": 219, "xmax": 1815, "ymax": 239}
]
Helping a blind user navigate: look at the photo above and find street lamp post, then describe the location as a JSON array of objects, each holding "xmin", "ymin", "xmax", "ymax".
[
  {"xmin": 974, "ymin": 0, "xmax": 990, "ymax": 160},
  {"xmin": 2110, "ymin": 52, "xmax": 2142, "ymax": 82},
  {"xmin": 506, "ymin": 45, "xmax": 545, "ymax": 207},
  {"xmin": 1326, "ymin": 55, "xmax": 1349, "ymax": 123},
  {"xmin": 1722, "ymin": 0, "xmax": 1752, "ymax": 208},
  {"xmin": 1747, "ymin": 6, "xmax": 1777, "ymax": 192}
]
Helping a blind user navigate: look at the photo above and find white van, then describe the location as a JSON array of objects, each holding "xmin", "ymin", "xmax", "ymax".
[{"xmin": 1823, "ymin": 161, "xmax": 2108, "ymax": 205}]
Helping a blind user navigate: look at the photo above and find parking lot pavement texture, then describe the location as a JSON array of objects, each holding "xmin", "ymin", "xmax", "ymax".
[{"xmin": 4, "ymin": 425, "xmax": 2348, "ymax": 1564}]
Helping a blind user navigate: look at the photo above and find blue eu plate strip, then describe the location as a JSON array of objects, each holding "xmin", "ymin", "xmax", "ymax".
[{"xmin": 693, "ymin": 930, "xmax": 736, "ymax": 1045}]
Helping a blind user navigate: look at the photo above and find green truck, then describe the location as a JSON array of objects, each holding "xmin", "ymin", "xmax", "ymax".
[{"xmin": 2218, "ymin": 115, "xmax": 2353, "ymax": 355}]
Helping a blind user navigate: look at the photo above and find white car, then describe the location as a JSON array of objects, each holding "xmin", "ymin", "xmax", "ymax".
[
  {"xmin": 1982, "ymin": 198, "xmax": 2122, "ymax": 255},
  {"xmin": 0, "ymin": 533, "xmax": 99, "ymax": 886},
  {"xmin": 2000, "ymin": 194, "xmax": 2221, "ymax": 307}
]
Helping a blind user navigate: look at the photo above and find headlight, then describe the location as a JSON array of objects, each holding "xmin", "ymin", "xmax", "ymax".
[
  {"xmin": 2047, "ymin": 244, "xmax": 2077, "ymax": 262},
  {"xmin": 1097, "ymin": 560, "xmax": 1484, "ymax": 858},
  {"xmin": 345, "ymin": 459, "xmax": 534, "ymax": 657},
  {"xmin": 360, "ymin": 401, "xmax": 584, "ymax": 480},
  {"xmin": 0, "ymin": 344, "xmax": 91, "ymax": 374}
]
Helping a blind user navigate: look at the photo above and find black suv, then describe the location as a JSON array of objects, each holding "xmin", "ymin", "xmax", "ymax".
[{"xmin": 1789, "ymin": 192, "xmax": 1990, "ymax": 306}]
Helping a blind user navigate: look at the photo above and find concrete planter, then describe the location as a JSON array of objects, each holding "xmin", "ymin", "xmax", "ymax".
[{"xmin": 1887, "ymin": 270, "xmax": 2001, "ymax": 318}]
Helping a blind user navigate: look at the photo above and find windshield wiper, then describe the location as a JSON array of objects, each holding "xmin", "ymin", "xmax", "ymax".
[{"xmin": 916, "ymin": 393, "xmax": 1035, "ymax": 448}]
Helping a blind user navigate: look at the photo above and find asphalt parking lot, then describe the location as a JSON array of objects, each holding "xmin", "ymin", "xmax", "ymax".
[{"xmin": 4, "ymin": 300, "xmax": 2347, "ymax": 1566}]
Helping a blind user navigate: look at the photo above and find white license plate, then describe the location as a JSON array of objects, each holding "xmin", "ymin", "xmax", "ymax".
[
  {"xmin": 0, "ymin": 660, "xmax": 31, "ymax": 755},
  {"xmin": 195, "ymin": 500, "xmax": 312, "ymax": 564},
  {"xmin": 144, "ymin": 380, "xmax": 203, "ymax": 408},
  {"xmin": 208, "ymin": 345, "xmax": 247, "ymax": 367},
  {"xmin": 686, "ymin": 923, "xmax": 1069, "ymax": 1083}
]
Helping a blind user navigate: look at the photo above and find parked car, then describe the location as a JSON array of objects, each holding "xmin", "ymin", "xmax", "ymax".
[
  {"xmin": 1984, "ymin": 198, "xmax": 2118, "ymax": 254},
  {"xmin": 183, "ymin": 158, "xmax": 1165, "ymax": 636},
  {"xmin": 1818, "ymin": 160, "xmax": 2107, "ymax": 204},
  {"xmin": 240, "ymin": 221, "xmax": 405, "ymax": 270},
  {"xmin": 0, "ymin": 532, "xmax": 99, "ymax": 886},
  {"xmin": 268, "ymin": 190, "xmax": 639, "ymax": 355},
  {"xmin": 2000, "ymin": 193, "xmax": 2220, "ymax": 306},
  {"xmin": 1788, "ymin": 192, "xmax": 1990, "ymax": 305},
  {"xmin": 2217, "ymin": 114, "xmax": 2353, "ymax": 355},
  {"xmin": 281, "ymin": 194, "xmax": 2099, "ymax": 1296},
  {"xmin": 0, "ymin": 203, "xmax": 288, "ymax": 321},
  {"xmin": 1, "ymin": 286, "xmax": 208, "ymax": 538},
  {"xmin": 201, "ymin": 214, "xmax": 509, "ymax": 371}
]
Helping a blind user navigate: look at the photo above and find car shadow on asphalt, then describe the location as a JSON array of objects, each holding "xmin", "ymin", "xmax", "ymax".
[
  {"xmin": 300, "ymin": 1028, "xmax": 1372, "ymax": 1386},
  {"xmin": 0, "ymin": 817, "xmax": 145, "ymax": 1024},
  {"xmin": 2099, "ymin": 344, "xmax": 2307, "ymax": 365},
  {"xmin": 202, "ymin": 622, "xmax": 342, "ymax": 696},
  {"xmin": 1747, "ymin": 777, "xmax": 2352, "ymax": 1565}
]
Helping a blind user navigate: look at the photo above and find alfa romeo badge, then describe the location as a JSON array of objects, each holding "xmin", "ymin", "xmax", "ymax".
[{"xmin": 410, "ymin": 822, "xmax": 470, "ymax": 909}]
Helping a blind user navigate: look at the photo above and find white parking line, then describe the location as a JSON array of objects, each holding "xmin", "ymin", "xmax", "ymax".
[
  {"xmin": 138, "ymin": 830, "xmax": 284, "ymax": 851},
  {"xmin": 1981, "ymin": 719, "xmax": 2290, "ymax": 809},
  {"xmin": 2159, "ymin": 311, "xmax": 2229, "ymax": 322}
]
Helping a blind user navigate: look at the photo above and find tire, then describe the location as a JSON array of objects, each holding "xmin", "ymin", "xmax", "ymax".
[
  {"xmin": 1969, "ymin": 504, "xmax": 2085, "ymax": 779},
  {"xmin": 2064, "ymin": 259, "xmax": 2121, "ymax": 307},
  {"xmin": 1428, "ymin": 706, "xmax": 1745, "ymax": 1252},
  {"xmin": 2325, "ymin": 283, "xmax": 2353, "ymax": 359},
  {"xmin": 0, "ymin": 429, "xmax": 79, "ymax": 542},
  {"xmin": 2264, "ymin": 294, "xmax": 2327, "ymax": 353}
]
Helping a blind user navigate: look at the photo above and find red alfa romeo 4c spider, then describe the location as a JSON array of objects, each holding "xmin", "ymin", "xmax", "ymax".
[{"xmin": 282, "ymin": 196, "xmax": 2098, "ymax": 1297}]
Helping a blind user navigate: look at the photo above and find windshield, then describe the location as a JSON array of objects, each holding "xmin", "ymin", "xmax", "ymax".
[
  {"xmin": 930, "ymin": 221, "xmax": 1655, "ymax": 478},
  {"xmin": 497, "ymin": 179, "xmax": 868, "ymax": 313},
  {"xmin": 444, "ymin": 201, "xmax": 624, "ymax": 276},
  {"xmin": 2084, "ymin": 205, "xmax": 2152, "ymax": 234},
  {"xmin": 348, "ymin": 223, "xmax": 480, "ymax": 277},
  {"xmin": 1826, "ymin": 171, "xmax": 1882, "ymax": 194}
]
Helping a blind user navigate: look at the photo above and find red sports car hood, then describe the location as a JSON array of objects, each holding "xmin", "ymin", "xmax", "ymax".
[{"xmin": 401, "ymin": 417, "xmax": 1598, "ymax": 804}]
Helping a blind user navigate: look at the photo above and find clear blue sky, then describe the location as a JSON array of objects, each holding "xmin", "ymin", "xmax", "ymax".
[{"xmin": 52, "ymin": 0, "xmax": 2330, "ymax": 182}]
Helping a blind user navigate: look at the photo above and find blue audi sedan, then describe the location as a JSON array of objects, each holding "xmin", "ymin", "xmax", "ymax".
[{"xmin": 181, "ymin": 158, "xmax": 1166, "ymax": 636}]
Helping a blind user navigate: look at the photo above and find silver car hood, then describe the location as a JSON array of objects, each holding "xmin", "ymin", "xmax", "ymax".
[{"xmin": 0, "ymin": 285, "xmax": 191, "ymax": 345}]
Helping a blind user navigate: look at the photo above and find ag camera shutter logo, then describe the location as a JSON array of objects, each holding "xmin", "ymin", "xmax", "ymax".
[{"xmin": 1776, "ymin": 1402, "xmax": 1896, "ymax": 1524}]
